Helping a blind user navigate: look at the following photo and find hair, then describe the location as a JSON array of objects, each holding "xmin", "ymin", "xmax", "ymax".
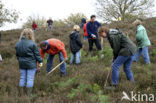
[
  {"xmin": 73, "ymin": 25, "xmax": 80, "ymax": 31},
  {"xmin": 40, "ymin": 41, "xmax": 47, "ymax": 48},
  {"xmin": 132, "ymin": 19, "xmax": 142, "ymax": 26},
  {"xmin": 90, "ymin": 15, "xmax": 96, "ymax": 19},
  {"xmin": 19, "ymin": 28, "xmax": 35, "ymax": 41},
  {"xmin": 98, "ymin": 26, "xmax": 109, "ymax": 35}
]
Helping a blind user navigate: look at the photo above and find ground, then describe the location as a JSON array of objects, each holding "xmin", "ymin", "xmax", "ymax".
[{"xmin": 0, "ymin": 18, "xmax": 156, "ymax": 103}]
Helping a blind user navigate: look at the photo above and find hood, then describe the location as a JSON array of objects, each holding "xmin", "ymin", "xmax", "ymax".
[
  {"xmin": 109, "ymin": 29, "xmax": 121, "ymax": 35},
  {"xmin": 70, "ymin": 31, "xmax": 79, "ymax": 39}
]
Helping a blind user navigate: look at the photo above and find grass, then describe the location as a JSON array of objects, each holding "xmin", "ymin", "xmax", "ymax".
[{"xmin": 0, "ymin": 18, "xmax": 156, "ymax": 103}]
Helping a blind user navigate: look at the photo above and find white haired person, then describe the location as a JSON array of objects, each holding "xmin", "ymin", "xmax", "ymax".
[
  {"xmin": 69, "ymin": 25, "xmax": 83, "ymax": 64},
  {"xmin": 132, "ymin": 19, "xmax": 151, "ymax": 64},
  {"xmin": 15, "ymin": 29, "xmax": 43, "ymax": 96}
]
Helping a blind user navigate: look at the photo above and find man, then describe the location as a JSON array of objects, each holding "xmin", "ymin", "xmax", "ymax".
[
  {"xmin": 40, "ymin": 38, "xmax": 68, "ymax": 76},
  {"xmin": 87, "ymin": 15, "xmax": 102, "ymax": 52},
  {"xmin": 47, "ymin": 18, "xmax": 53, "ymax": 31},
  {"xmin": 132, "ymin": 19, "xmax": 151, "ymax": 64},
  {"xmin": 80, "ymin": 18, "xmax": 86, "ymax": 29},
  {"xmin": 98, "ymin": 26, "xmax": 137, "ymax": 86}
]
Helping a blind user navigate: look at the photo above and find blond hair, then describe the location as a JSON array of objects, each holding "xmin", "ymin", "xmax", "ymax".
[
  {"xmin": 132, "ymin": 19, "xmax": 142, "ymax": 26},
  {"xmin": 19, "ymin": 28, "xmax": 35, "ymax": 41},
  {"xmin": 73, "ymin": 25, "xmax": 80, "ymax": 31}
]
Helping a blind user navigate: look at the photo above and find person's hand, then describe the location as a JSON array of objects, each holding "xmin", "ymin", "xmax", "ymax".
[
  {"xmin": 39, "ymin": 63, "xmax": 43, "ymax": 67},
  {"xmin": 36, "ymin": 68, "xmax": 40, "ymax": 73},
  {"xmin": 64, "ymin": 58, "xmax": 68, "ymax": 61},
  {"xmin": 91, "ymin": 34, "xmax": 96, "ymax": 39}
]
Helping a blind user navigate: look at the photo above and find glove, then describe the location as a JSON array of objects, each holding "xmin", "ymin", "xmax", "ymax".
[
  {"xmin": 64, "ymin": 58, "xmax": 68, "ymax": 61},
  {"xmin": 39, "ymin": 63, "xmax": 43, "ymax": 67},
  {"xmin": 36, "ymin": 68, "xmax": 40, "ymax": 73},
  {"xmin": 91, "ymin": 34, "xmax": 96, "ymax": 39}
]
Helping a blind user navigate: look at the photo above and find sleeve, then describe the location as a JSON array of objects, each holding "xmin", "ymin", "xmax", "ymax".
[
  {"xmin": 76, "ymin": 34, "xmax": 83, "ymax": 48},
  {"xmin": 15, "ymin": 46, "xmax": 19, "ymax": 60},
  {"xmin": 109, "ymin": 36, "xmax": 121, "ymax": 60},
  {"xmin": 87, "ymin": 23, "xmax": 92, "ymax": 36},
  {"xmin": 33, "ymin": 44, "xmax": 43, "ymax": 63},
  {"xmin": 136, "ymin": 30, "xmax": 144, "ymax": 43},
  {"xmin": 40, "ymin": 49, "xmax": 45, "ymax": 59}
]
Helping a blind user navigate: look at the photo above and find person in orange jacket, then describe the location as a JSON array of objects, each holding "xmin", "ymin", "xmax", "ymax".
[{"xmin": 40, "ymin": 38, "xmax": 68, "ymax": 76}]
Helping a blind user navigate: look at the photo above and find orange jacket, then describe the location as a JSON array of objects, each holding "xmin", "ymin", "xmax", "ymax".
[
  {"xmin": 40, "ymin": 39, "xmax": 67, "ymax": 58},
  {"xmin": 83, "ymin": 23, "xmax": 88, "ymax": 37}
]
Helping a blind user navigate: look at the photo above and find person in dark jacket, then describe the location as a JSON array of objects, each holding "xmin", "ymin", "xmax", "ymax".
[
  {"xmin": 70, "ymin": 25, "xmax": 83, "ymax": 64},
  {"xmin": 47, "ymin": 18, "xmax": 53, "ymax": 31},
  {"xmin": 80, "ymin": 18, "xmax": 86, "ymax": 29},
  {"xmin": 15, "ymin": 28, "xmax": 43, "ymax": 96},
  {"xmin": 87, "ymin": 15, "xmax": 102, "ymax": 52},
  {"xmin": 98, "ymin": 26, "xmax": 137, "ymax": 86}
]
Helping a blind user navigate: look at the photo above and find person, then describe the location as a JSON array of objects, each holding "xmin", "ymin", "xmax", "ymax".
[
  {"xmin": 87, "ymin": 15, "xmax": 102, "ymax": 52},
  {"xmin": 83, "ymin": 22, "xmax": 88, "ymax": 41},
  {"xmin": 32, "ymin": 21, "xmax": 37, "ymax": 31},
  {"xmin": 132, "ymin": 19, "xmax": 151, "ymax": 64},
  {"xmin": 69, "ymin": 25, "xmax": 83, "ymax": 65},
  {"xmin": 47, "ymin": 18, "xmax": 53, "ymax": 31},
  {"xmin": 15, "ymin": 28, "xmax": 43, "ymax": 96},
  {"xmin": 40, "ymin": 39, "xmax": 68, "ymax": 76},
  {"xmin": 98, "ymin": 26, "xmax": 137, "ymax": 87},
  {"xmin": 80, "ymin": 18, "xmax": 86, "ymax": 29}
]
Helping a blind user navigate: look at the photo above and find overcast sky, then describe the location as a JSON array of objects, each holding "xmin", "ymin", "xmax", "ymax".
[{"xmin": 0, "ymin": 0, "xmax": 156, "ymax": 30}]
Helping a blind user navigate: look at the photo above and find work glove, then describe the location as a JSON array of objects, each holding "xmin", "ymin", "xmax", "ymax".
[
  {"xmin": 91, "ymin": 34, "xmax": 96, "ymax": 39},
  {"xmin": 64, "ymin": 58, "xmax": 68, "ymax": 61},
  {"xmin": 39, "ymin": 63, "xmax": 43, "ymax": 67},
  {"xmin": 36, "ymin": 68, "xmax": 40, "ymax": 73}
]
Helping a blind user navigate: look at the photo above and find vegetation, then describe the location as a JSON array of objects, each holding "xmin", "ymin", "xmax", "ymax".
[{"xmin": 0, "ymin": 18, "xmax": 156, "ymax": 103}]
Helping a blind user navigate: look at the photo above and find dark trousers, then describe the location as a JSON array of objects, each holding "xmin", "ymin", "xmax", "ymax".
[{"xmin": 88, "ymin": 39, "xmax": 102, "ymax": 51}]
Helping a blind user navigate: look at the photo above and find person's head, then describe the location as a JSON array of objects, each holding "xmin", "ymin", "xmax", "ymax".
[
  {"xmin": 73, "ymin": 25, "xmax": 80, "ymax": 31},
  {"xmin": 40, "ymin": 41, "xmax": 48, "ymax": 50},
  {"xmin": 98, "ymin": 26, "xmax": 109, "ymax": 38},
  {"xmin": 132, "ymin": 19, "xmax": 142, "ymax": 26},
  {"xmin": 90, "ymin": 15, "xmax": 96, "ymax": 22},
  {"xmin": 20, "ymin": 28, "xmax": 35, "ymax": 41}
]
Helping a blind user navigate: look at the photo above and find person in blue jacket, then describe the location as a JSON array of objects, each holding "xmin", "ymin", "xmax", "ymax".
[
  {"xmin": 87, "ymin": 15, "xmax": 102, "ymax": 52},
  {"xmin": 15, "ymin": 28, "xmax": 43, "ymax": 96}
]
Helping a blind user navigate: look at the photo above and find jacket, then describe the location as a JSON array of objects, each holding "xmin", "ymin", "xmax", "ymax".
[
  {"xmin": 32, "ymin": 23, "xmax": 37, "ymax": 29},
  {"xmin": 69, "ymin": 31, "xmax": 83, "ymax": 53},
  {"xmin": 83, "ymin": 23, "xmax": 88, "ymax": 37},
  {"xmin": 47, "ymin": 20, "xmax": 53, "ymax": 26},
  {"xmin": 87, "ymin": 21, "xmax": 101, "ymax": 39},
  {"xmin": 40, "ymin": 39, "xmax": 67, "ymax": 58},
  {"xmin": 107, "ymin": 29, "xmax": 137, "ymax": 59},
  {"xmin": 15, "ymin": 37, "xmax": 42, "ymax": 69},
  {"xmin": 136, "ymin": 25, "xmax": 151, "ymax": 48}
]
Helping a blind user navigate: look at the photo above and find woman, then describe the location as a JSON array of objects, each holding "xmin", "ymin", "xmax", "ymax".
[
  {"xmin": 15, "ymin": 28, "xmax": 43, "ymax": 96},
  {"xmin": 133, "ymin": 19, "xmax": 151, "ymax": 64},
  {"xmin": 69, "ymin": 25, "xmax": 83, "ymax": 64}
]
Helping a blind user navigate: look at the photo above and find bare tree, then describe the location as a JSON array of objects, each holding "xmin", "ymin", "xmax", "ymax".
[{"xmin": 95, "ymin": 0, "xmax": 155, "ymax": 22}]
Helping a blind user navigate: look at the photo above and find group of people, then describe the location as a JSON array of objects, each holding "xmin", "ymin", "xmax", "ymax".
[
  {"xmin": 32, "ymin": 18, "xmax": 53, "ymax": 31},
  {"xmin": 15, "ymin": 15, "xmax": 151, "ymax": 96}
]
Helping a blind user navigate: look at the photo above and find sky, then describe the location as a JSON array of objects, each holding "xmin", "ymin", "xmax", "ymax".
[
  {"xmin": 0, "ymin": 0, "xmax": 156, "ymax": 30},
  {"xmin": 0, "ymin": 0, "xmax": 96, "ymax": 30}
]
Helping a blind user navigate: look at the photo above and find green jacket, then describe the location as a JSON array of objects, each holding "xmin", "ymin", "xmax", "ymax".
[
  {"xmin": 107, "ymin": 29, "xmax": 137, "ymax": 59},
  {"xmin": 15, "ymin": 37, "xmax": 42, "ymax": 69},
  {"xmin": 136, "ymin": 25, "xmax": 151, "ymax": 48}
]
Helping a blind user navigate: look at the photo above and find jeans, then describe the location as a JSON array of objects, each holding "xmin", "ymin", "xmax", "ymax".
[
  {"xmin": 84, "ymin": 36, "xmax": 88, "ymax": 41},
  {"xmin": 88, "ymin": 39, "xmax": 101, "ymax": 51},
  {"xmin": 112, "ymin": 56, "xmax": 134, "ymax": 85},
  {"xmin": 133, "ymin": 46, "xmax": 150, "ymax": 64},
  {"xmin": 70, "ymin": 50, "xmax": 81, "ymax": 64},
  {"xmin": 19, "ymin": 68, "xmax": 36, "ymax": 88},
  {"xmin": 46, "ymin": 52, "xmax": 66, "ymax": 75},
  {"xmin": 48, "ymin": 25, "xmax": 52, "ymax": 31}
]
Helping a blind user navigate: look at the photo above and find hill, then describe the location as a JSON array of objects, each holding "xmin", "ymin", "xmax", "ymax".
[{"xmin": 0, "ymin": 18, "xmax": 156, "ymax": 103}]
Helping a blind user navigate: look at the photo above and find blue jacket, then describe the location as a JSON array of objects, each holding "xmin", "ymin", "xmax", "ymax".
[
  {"xmin": 15, "ymin": 37, "xmax": 43, "ymax": 69},
  {"xmin": 87, "ymin": 21, "xmax": 101, "ymax": 38}
]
